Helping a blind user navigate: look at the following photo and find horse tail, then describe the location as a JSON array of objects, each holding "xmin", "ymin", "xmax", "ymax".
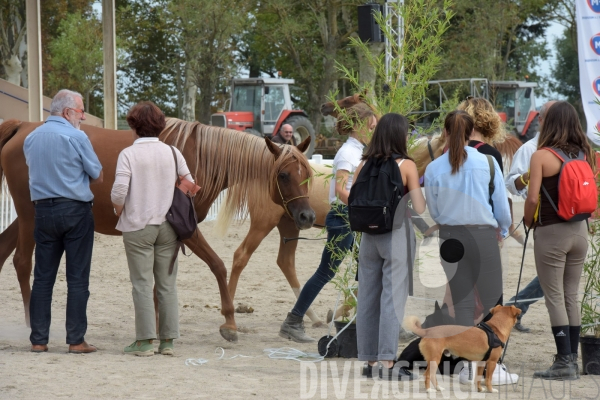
[
  {"xmin": 0, "ymin": 119, "xmax": 23, "ymax": 184},
  {"xmin": 214, "ymin": 190, "xmax": 237, "ymax": 237}
]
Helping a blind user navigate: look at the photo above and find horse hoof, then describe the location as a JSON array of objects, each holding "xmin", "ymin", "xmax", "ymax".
[
  {"xmin": 312, "ymin": 321, "xmax": 326, "ymax": 328},
  {"xmin": 219, "ymin": 327, "xmax": 238, "ymax": 342}
]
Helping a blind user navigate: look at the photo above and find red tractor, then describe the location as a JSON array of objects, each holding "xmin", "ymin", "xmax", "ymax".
[
  {"xmin": 491, "ymin": 81, "xmax": 539, "ymax": 143},
  {"xmin": 210, "ymin": 78, "xmax": 316, "ymax": 156}
]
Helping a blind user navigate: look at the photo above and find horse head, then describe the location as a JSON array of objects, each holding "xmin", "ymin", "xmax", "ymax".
[
  {"xmin": 265, "ymin": 136, "xmax": 316, "ymax": 230},
  {"xmin": 320, "ymin": 90, "xmax": 368, "ymax": 117}
]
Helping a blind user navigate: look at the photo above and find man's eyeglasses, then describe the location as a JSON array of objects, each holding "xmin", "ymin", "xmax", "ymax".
[
  {"xmin": 283, "ymin": 130, "xmax": 293, "ymax": 133},
  {"xmin": 68, "ymin": 108, "xmax": 85, "ymax": 116}
]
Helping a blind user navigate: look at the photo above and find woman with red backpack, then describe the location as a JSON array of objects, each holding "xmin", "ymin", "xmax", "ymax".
[{"xmin": 524, "ymin": 101, "xmax": 597, "ymax": 380}]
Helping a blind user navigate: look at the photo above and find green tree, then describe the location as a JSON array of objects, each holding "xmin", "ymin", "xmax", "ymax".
[
  {"xmin": 170, "ymin": 0, "xmax": 251, "ymax": 123},
  {"xmin": 550, "ymin": 26, "xmax": 585, "ymax": 128},
  {"xmin": 46, "ymin": 12, "xmax": 103, "ymax": 116},
  {"xmin": 340, "ymin": 0, "xmax": 453, "ymax": 118},
  {"xmin": 0, "ymin": 0, "xmax": 26, "ymax": 85},
  {"xmin": 41, "ymin": 1, "xmax": 95, "ymax": 95},
  {"xmin": 437, "ymin": 0, "xmax": 559, "ymax": 83},
  {"xmin": 250, "ymin": 0, "xmax": 363, "ymax": 134},
  {"xmin": 117, "ymin": 0, "xmax": 181, "ymax": 116}
]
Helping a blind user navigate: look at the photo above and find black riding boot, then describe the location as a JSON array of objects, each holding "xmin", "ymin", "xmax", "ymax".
[
  {"xmin": 279, "ymin": 312, "xmax": 314, "ymax": 343},
  {"xmin": 533, "ymin": 354, "xmax": 577, "ymax": 380},
  {"xmin": 571, "ymin": 354, "xmax": 580, "ymax": 379}
]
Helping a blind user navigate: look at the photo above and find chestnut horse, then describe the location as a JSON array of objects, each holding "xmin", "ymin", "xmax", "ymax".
[{"xmin": 0, "ymin": 118, "xmax": 315, "ymax": 342}]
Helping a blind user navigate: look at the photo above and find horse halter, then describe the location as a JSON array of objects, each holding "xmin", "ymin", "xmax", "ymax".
[
  {"xmin": 427, "ymin": 140, "xmax": 436, "ymax": 161},
  {"xmin": 275, "ymin": 159, "xmax": 309, "ymax": 219},
  {"xmin": 427, "ymin": 139, "xmax": 449, "ymax": 161}
]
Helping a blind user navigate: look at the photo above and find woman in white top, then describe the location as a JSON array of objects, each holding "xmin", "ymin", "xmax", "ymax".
[
  {"xmin": 111, "ymin": 101, "xmax": 194, "ymax": 357},
  {"xmin": 279, "ymin": 103, "xmax": 377, "ymax": 343}
]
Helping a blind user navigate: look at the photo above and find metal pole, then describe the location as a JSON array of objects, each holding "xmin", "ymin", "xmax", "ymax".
[
  {"xmin": 384, "ymin": 0, "xmax": 404, "ymax": 83},
  {"xmin": 26, "ymin": 0, "xmax": 42, "ymax": 122},
  {"xmin": 102, "ymin": 0, "xmax": 117, "ymax": 129}
]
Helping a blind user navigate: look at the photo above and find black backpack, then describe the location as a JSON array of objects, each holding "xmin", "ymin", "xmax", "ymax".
[{"xmin": 348, "ymin": 155, "xmax": 405, "ymax": 234}]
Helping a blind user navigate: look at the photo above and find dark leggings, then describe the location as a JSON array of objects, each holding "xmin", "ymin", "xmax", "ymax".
[
  {"xmin": 292, "ymin": 206, "xmax": 354, "ymax": 317},
  {"xmin": 439, "ymin": 225, "xmax": 503, "ymax": 326}
]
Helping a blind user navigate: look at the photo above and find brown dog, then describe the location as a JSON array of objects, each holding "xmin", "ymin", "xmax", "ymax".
[{"xmin": 403, "ymin": 305, "xmax": 521, "ymax": 393}]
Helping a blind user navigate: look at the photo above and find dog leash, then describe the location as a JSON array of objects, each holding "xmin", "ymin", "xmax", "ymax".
[{"xmin": 499, "ymin": 218, "xmax": 531, "ymax": 365}]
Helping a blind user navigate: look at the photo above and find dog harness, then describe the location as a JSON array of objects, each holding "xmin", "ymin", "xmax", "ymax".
[{"xmin": 477, "ymin": 322, "xmax": 505, "ymax": 361}]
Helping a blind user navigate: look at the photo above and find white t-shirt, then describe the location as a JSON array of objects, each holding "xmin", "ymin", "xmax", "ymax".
[{"xmin": 328, "ymin": 137, "xmax": 365, "ymax": 204}]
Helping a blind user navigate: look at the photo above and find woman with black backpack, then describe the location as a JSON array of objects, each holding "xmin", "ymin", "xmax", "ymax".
[
  {"xmin": 524, "ymin": 101, "xmax": 596, "ymax": 380},
  {"xmin": 279, "ymin": 102, "xmax": 377, "ymax": 343},
  {"xmin": 353, "ymin": 113, "xmax": 426, "ymax": 380}
]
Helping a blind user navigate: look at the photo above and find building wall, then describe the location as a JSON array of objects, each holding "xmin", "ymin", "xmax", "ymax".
[{"xmin": 0, "ymin": 78, "xmax": 104, "ymax": 127}]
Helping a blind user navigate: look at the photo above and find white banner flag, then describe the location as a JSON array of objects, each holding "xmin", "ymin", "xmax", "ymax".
[{"xmin": 577, "ymin": 0, "xmax": 600, "ymax": 144}]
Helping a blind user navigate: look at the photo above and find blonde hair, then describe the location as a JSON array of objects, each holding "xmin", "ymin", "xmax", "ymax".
[{"xmin": 457, "ymin": 97, "xmax": 507, "ymax": 144}]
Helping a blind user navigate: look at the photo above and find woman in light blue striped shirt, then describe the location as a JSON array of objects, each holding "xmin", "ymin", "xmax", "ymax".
[{"xmin": 424, "ymin": 110, "xmax": 511, "ymax": 326}]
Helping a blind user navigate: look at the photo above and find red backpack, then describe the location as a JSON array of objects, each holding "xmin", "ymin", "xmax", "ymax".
[{"xmin": 541, "ymin": 147, "xmax": 598, "ymax": 222}]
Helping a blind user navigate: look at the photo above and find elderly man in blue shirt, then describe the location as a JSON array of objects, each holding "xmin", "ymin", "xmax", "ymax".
[
  {"xmin": 24, "ymin": 89, "xmax": 103, "ymax": 354},
  {"xmin": 504, "ymin": 100, "xmax": 556, "ymax": 333}
]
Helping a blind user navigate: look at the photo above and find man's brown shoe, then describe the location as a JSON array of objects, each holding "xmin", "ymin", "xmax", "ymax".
[
  {"xmin": 31, "ymin": 344, "xmax": 48, "ymax": 353},
  {"xmin": 68, "ymin": 341, "xmax": 97, "ymax": 354}
]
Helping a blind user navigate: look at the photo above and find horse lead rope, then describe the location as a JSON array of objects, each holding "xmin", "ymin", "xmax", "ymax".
[{"xmin": 500, "ymin": 218, "xmax": 531, "ymax": 364}]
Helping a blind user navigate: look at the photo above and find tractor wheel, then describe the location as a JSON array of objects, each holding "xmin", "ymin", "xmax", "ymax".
[
  {"xmin": 520, "ymin": 116, "xmax": 539, "ymax": 143},
  {"xmin": 284, "ymin": 115, "xmax": 316, "ymax": 158},
  {"xmin": 244, "ymin": 128, "xmax": 263, "ymax": 138}
]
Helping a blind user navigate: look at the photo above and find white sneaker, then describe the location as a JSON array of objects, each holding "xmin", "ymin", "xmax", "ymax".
[
  {"xmin": 459, "ymin": 361, "xmax": 476, "ymax": 384},
  {"xmin": 491, "ymin": 363, "xmax": 519, "ymax": 386},
  {"xmin": 458, "ymin": 362, "xmax": 519, "ymax": 386}
]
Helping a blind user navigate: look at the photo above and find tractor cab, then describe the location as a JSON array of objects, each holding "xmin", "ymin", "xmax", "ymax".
[
  {"xmin": 211, "ymin": 78, "xmax": 315, "ymax": 156},
  {"xmin": 491, "ymin": 81, "xmax": 539, "ymax": 142}
]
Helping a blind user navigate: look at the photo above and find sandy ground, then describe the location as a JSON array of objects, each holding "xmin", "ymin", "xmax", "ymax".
[{"xmin": 1, "ymin": 207, "xmax": 600, "ymax": 399}]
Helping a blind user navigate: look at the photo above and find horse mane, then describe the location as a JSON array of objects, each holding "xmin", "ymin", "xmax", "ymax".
[
  {"xmin": 411, "ymin": 133, "xmax": 446, "ymax": 174},
  {"xmin": 493, "ymin": 135, "xmax": 522, "ymax": 165},
  {"xmin": 161, "ymin": 118, "xmax": 312, "ymax": 234}
]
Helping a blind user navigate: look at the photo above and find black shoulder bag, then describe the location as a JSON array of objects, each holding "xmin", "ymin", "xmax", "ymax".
[{"xmin": 166, "ymin": 146, "xmax": 200, "ymax": 273}]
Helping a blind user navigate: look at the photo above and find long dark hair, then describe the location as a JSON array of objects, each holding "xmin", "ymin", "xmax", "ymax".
[
  {"xmin": 362, "ymin": 112, "xmax": 411, "ymax": 161},
  {"xmin": 444, "ymin": 110, "xmax": 473, "ymax": 174},
  {"xmin": 538, "ymin": 101, "xmax": 595, "ymax": 170}
]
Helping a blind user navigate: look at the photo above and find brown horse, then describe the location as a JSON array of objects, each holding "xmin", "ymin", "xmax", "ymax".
[{"xmin": 0, "ymin": 118, "xmax": 315, "ymax": 342}]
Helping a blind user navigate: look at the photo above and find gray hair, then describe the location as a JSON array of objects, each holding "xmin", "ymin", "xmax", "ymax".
[
  {"xmin": 50, "ymin": 89, "xmax": 83, "ymax": 115},
  {"xmin": 539, "ymin": 100, "xmax": 557, "ymax": 121}
]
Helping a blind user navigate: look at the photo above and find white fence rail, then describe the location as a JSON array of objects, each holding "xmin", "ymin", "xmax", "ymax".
[{"xmin": 0, "ymin": 179, "xmax": 16, "ymax": 233}]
